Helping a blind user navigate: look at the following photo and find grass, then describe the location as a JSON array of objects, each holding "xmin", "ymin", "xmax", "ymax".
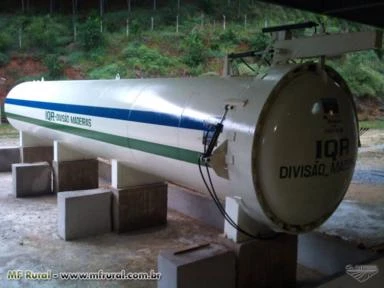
[
  {"xmin": 359, "ymin": 120, "xmax": 384, "ymax": 130},
  {"xmin": 0, "ymin": 123, "xmax": 18, "ymax": 138}
]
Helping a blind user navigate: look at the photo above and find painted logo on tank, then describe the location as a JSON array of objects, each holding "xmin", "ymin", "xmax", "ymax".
[
  {"xmin": 279, "ymin": 138, "xmax": 354, "ymax": 179},
  {"xmin": 279, "ymin": 97, "xmax": 355, "ymax": 179},
  {"xmin": 322, "ymin": 98, "xmax": 344, "ymax": 134},
  {"xmin": 45, "ymin": 110, "xmax": 92, "ymax": 127}
]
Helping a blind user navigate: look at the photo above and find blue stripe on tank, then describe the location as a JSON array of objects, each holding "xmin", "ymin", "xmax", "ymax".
[{"xmin": 5, "ymin": 98, "xmax": 209, "ymax": 131}]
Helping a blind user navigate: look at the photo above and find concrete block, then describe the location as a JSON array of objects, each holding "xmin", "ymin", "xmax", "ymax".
[
  {"xmin": 98, "ymin": 158, "xmax": 111, "ymax": 183},
  {"xmin": 0, "ymin": 147, "xmax": 21, "ymax": 172},
  {"xmin": 224, "ymin": 196, "xmax": 270, "ymax": 243},
  {"xmin": 53, "ymin": 159, "xmax": 98, "ymax": 192},
  {"xmin": 58, "ymin": 188, "xmax": 112, "ymax": 240},
  {"xmin": 53, "ymin": 141, "xmax": 92, "ymax": 162},
  {"xmin": 168, "ymin": 184, "xmax": 224, "ymax": 231},
  {"xmin": 112, "ymin": 182, "xmax": 167, "ymax": 233},
  {"xmin": 12, "ymin": 162, "xmax": 52, "ymax": 197},
  {"xmin": 158, "ymin": 243, "xmax": 236, "ymax": 288},
  {"xmin": 20, "ymin": 131, "xmax": 52, "ymax": 147},
  {"xmin": 220, "ymin": 234, "xmax": 298, "ymax": 288},
  {"xmin": 21, "ymin": 146, "xmax": 53, "ymax": 164},
  {"xmin": 111, "ymin": 160, "xmax": 162, "ymax": 188}
]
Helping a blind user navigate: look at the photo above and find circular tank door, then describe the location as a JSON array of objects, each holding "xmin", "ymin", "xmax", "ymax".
[{"xmin": 253, "ymin": 64, "xmax": 358, "ymax": 233}]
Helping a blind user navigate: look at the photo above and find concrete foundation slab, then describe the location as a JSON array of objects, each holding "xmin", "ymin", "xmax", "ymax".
[
  {"xmin": 298, "ymin": 233, "xmax": 377, "ymax": 276},
  {"xmin": 53, "ymin": 159, "xmax": 98, "ymax": 192},
  {"xmin": 12, "ymin": 162, "xmax": 52, "ymax": 197},
  {"xmin": 0, "ymin": 147, "xmax": 20, "ymax": 172},
  {"xmin": 112, "ymin": 183, "xmax": 167, "ymax": 233},
  {"xmin": 21, "ymin": 146, "xmax": 53, "ymax": 164},
  {"xmin": 316, "ymin": 256, "xmax": 384, "ymax": 287},
  {"xmin": 220, "ymin": 233, "xmax": 298, "ymax": 288},
  {"xmin": 158, "ymin": 243, "xmax": 236, "ymax": 288},
  {"xmin": 58, "ymin": 188, "xmax": 112, "ymax": 240}
]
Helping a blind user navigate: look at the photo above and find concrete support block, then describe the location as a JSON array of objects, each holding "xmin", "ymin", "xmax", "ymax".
[
  {"xmin": 112, "ymin": 183, "xmax": 167, "ymax": 233},
  {"xmin": 20, "ymin": 131, "xmax": 52, "ymax": 147},
  {"xmin": 58, "ymin": 188, "xmax": 112, "ymax": 240},
  {"xmin": 53, "ymin": 159, "xmax": 98, "ymax": 192},
  {"xmin": 224, "ymin": 196, "xmax": 270, "ymax": 243},
  {"xmin": 111, "ymin": 159, "xmax": 162, "ymax": 188},
  {"xmin": 53, "ymin": 141, "xmax": 91, "ymax": 162},
  {"xmin": 21, "ymin": 146, "xmax": 53, "ymax": 164},
  {"xmin": 220, "ymin": 234, "xmax": 298, "ymax": 288},
  {"xmin": 168, "ymin": 184, "xmax": 224, "ymax": 231},
  {"xmin": 20, "ymin": 131, "xmax": 53, "ymax": 163},
  {"xmin": 53, "ymin": 141, "xmax": 98, "ymax": 192},
  {"xmin": 0, "ymin": 147, "xmax": 21, "ymax": 172},
  {"xmin": 98, "ymin": 158, "xmax": 111, "ymax": 183},
  {"xmin": 158, "ymin": 243, "xmax": 236, "ymax": 288},
  {"xmin": 12, "ymin": 162, "xmax": 52, "ymax": 197}
]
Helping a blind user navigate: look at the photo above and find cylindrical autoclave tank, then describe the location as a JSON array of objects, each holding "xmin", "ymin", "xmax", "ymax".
[{"xmin": 5, "ymin": 63, "xmax": 358, "ymax": 233}]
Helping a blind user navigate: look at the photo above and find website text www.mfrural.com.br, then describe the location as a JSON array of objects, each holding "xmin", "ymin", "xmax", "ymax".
[{"xmin": 5, "ymin": 269, "xmax": 161, "ymax": 281}]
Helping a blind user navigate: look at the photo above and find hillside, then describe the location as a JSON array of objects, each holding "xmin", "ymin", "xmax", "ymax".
[{"xmin": 0, "ymin": 1, "xmax": 383, "ymax": 120}]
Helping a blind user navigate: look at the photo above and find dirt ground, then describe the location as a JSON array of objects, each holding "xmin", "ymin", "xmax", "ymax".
[
  {"xmin": 0, "ymin": 171, "xmax": 324, "ymax": 288},
  {"xmin": 0, "ymin": 177, "xmax": 221, "ymax": 288}
]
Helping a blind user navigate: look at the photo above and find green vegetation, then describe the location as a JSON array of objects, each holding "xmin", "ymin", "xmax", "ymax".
[
  {"xmin": 79, "ymin": 16, "xmax": 105, "ymax": 51},
  {"xmin": 44, "ymin": 54, "xmax": 64, "ymax": 78},
  {"xmin": 359, "ymin": 120, "xmax": 384, "ymax": 130},
  {"xmin": 0, "ymin": 1, "xmax": 382, "ymax": 100},
  {"xmin": 329, "ymin": 52, "xmax": 384, "ymax": 97},
  {"xmin": 0, "ymin": 124, "xmax": 18, "ymax": 138}
]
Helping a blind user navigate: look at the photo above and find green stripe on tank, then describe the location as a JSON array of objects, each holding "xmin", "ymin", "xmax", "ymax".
[{"xmin": 6, "ymin": 112, "xmax": 201, "ymax": 164}]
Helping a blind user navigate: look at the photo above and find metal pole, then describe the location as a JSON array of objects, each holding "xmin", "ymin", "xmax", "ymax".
[
  {"xmin": 18, "ymin": 28, "xmax": 22, "ymax": 49},
  {"xmin": 244, "ymin": 15, "xmax": 247, "ymax": 29},
  {"xmin": 73, "ymin": 24, "xmax": 77, "ymax": 42},
  {"xmin": 126, "ymin": 18, "xmax": 129, "ymax": 37}
]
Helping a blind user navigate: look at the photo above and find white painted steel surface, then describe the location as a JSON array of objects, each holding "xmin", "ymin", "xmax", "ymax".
[{"xmin": 4, "ymin": 63, "xmax": 358, "ymax": 233}]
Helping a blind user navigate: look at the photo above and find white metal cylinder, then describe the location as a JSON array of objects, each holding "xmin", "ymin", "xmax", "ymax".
[{"xmin": 5, "ymin": 63, "xmax": 358, "ymax": 233}]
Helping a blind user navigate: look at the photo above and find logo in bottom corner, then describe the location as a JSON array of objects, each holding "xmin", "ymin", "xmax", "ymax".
[{"xmin": 345, "ymin": 264, "xmax": 379, "ymax": 283}]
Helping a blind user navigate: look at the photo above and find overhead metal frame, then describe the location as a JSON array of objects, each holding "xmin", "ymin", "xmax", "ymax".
[{"xmin": 258, "ymin": 0, "xmax": 384, "ymax": 28}]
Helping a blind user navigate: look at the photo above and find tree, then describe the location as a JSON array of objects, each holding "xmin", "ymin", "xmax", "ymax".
[{"xmin": 79, "ymin": 16, "xmax": 104, "ymax": 51}]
